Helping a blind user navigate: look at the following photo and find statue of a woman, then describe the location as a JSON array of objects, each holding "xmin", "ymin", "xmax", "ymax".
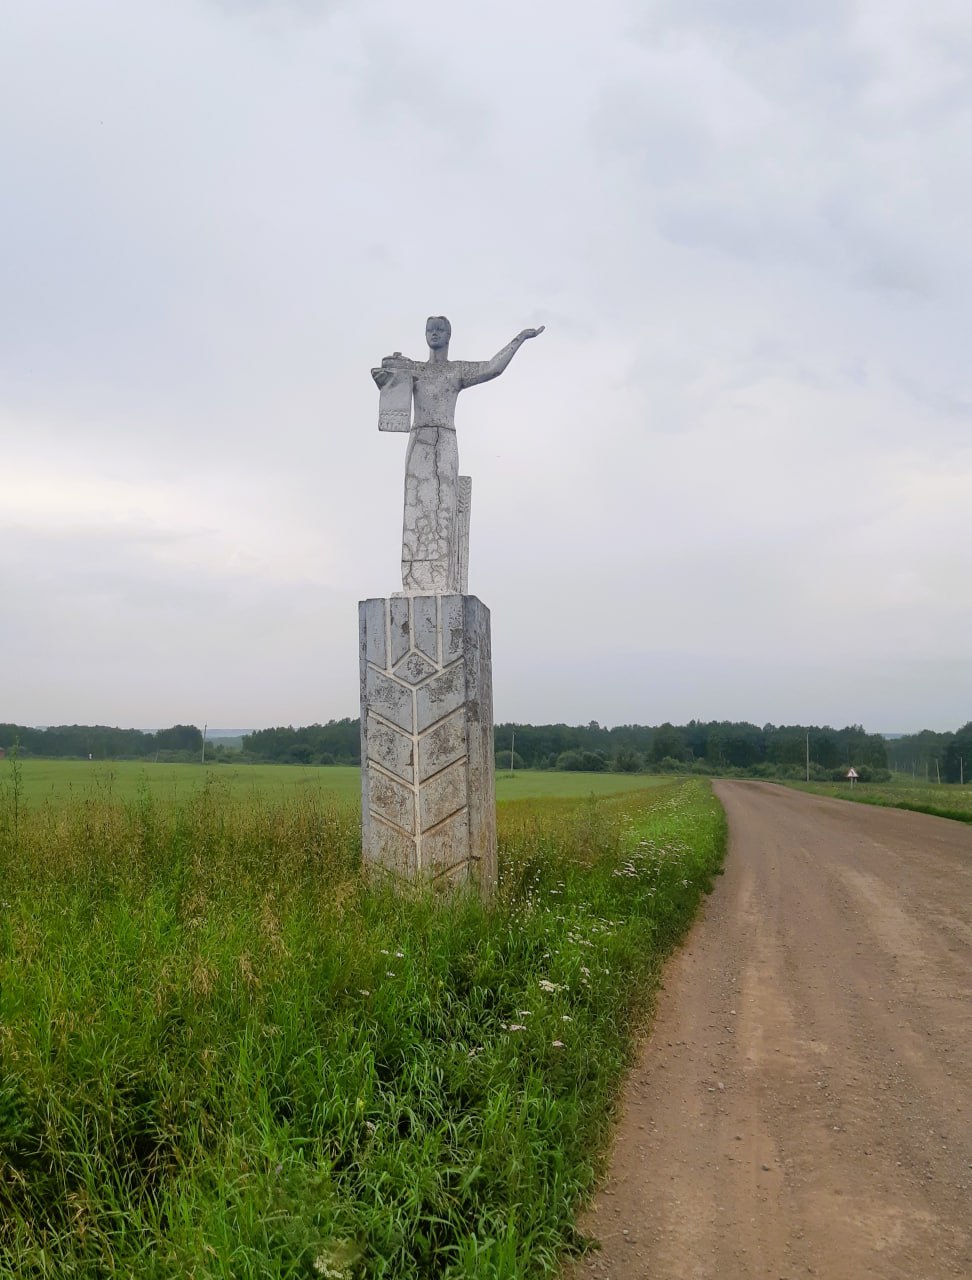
[{"xmin": 372, "ymin": 317, "xmax": 544, "ymax": 594}]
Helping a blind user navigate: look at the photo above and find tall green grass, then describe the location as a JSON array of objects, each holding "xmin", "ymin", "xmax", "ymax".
[
  {"xmin": 786, "ymin": 780, "xmax": 972, "ymax": 824},
  {"xmin": 0, "ymin": 774, "xmax": 725, "ymax": 1278}
]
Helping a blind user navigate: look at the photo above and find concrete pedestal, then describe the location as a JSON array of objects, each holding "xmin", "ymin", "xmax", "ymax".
[{"xmin": 358, "ymin": 594, "xmax": 496, "ymax": 894}]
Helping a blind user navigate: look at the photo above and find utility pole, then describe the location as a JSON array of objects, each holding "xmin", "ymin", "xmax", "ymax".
[
  {"xmin": 510, "ymin": 729, "xmax": 516, "ymax": 775},
  {"xmin": 202, "ymin": 721, "xmax": 207, "ymax": 766},
  {"xmin": 935, "ymin": 758, "xmax": 941, "ymax": 785},
  {"xmin": 806, "ymin": 731, "xmax": 810, "ymax": 783}
]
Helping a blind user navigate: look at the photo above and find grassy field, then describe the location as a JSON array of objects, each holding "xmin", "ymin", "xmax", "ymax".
[
  {"xmin": 0, "ymin": 766, "xmax": 726, "ymax": 1278},
  {"xmin": 787, "ymin": 779, "xmax": 972, "ymax": 823},
  {"xmin": 3, "ymin": 758, "xmax": 365, "ymax": 806},
  {"xmin": 2, "ymin": 757, "xmax": 671, "ymax": 808}
]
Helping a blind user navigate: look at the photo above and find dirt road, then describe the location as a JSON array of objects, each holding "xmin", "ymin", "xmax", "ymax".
[{"xmin": 567, "ymin": 781, "xmax": 971, "ymax": 1279}]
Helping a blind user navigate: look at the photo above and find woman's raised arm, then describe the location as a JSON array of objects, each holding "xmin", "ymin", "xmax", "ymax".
[{"xmin": 460, "ymin": 326, "xmax": 545, "ymax": 387}]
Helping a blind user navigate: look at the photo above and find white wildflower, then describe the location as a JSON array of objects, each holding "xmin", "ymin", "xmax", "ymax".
[
  {"xmin": 313, "ymin": 1239, "xmax": 359, "ymax": 1277},
  {"xmin": 314, "ymin": 1254, "xmax": 348, "ymax": 1279}
]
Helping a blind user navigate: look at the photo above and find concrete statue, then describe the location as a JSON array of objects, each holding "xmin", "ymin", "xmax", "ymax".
[
  {"xmin": 371, "ymin": 317, "xmax": 544, "ymax": 594},
  {"xmin": 359, "ymin": 316, "xmax": 543, "ymax": 896}
]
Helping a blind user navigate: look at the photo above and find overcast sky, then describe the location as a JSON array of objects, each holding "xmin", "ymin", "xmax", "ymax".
[{"xmin": 2, "ymin": 0, "xmax": 969, "ymax": 734}]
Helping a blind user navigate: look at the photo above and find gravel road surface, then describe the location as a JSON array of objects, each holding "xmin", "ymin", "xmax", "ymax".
[{"xmin": 567, "ymin": 781, "xmax": 971, "ymax": 1279}]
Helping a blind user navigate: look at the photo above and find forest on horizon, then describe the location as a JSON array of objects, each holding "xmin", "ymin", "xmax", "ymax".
[{"xmin": 2, "ymin": 719, "xmax": 969, "ymax": 784}]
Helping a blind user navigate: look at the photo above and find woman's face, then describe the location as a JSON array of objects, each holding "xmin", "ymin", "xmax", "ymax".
[{"xmin": 426, "ymin": 317, "xmax": 451, "ymax": 350}]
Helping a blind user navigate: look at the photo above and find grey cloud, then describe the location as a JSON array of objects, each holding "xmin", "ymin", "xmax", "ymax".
[
  {"xmin": 642, "ymin": 0, "xmax": 848, "ymax": 40},
  {"xmin": 653, "ymin": 190, "xmax": 940, "ymax": 302},
  {"xmin": 892, "ymin": 373, "xmax": 972, "ymax": 423},
  {"xmin": 821, "ymin": 193, "xmax": 945, "ymax": 300},
  {"xmin": 654, "ymin": 200, "xmax": 762, "ymax": 259},
  {"xmin": 853, "ymin": 256, "xmax": 936, "ymax": 298},
  {"xmin": 2, "ymin": 527, "xmax": 229, "ymax": 612},
  {"xmin": 207, "ymin": 0, "xmax": 342, "ymax": 18},
  {"xmin": 590, "ymin": 80, "xmax": 713, "ymax": 183},
  {"xmin": 1, "ymin": 525, "xmax": 356, "ymax": 726},
  {"xmin": 594, "ymin": 33, "xmax": 961, "ymax": 303},
  {"xmin": 353, "ymin": 29, "xmax": 490, "ymax": 152}
]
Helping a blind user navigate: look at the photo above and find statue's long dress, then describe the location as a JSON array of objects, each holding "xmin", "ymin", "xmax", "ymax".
[
  {"xmin": 379, "ymin": 358, "xmax": 485, "ymax": 594},
  {"xmin": 401, "ymin": 426, "xmax": 459, "ymax": 592},
  {"xmin": 375, "ymin": 364, "xmax": 456, "ymax": 591}
]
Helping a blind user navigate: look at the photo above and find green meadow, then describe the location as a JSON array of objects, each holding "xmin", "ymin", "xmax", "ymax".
[
  {"xmin": 787, "ymin": 778, "xmax": 972, "ymax": 824},
  {"xmin": 6, "ymin": 757, "xmax": 671, "ymax": 808},
  {"xmin": 0, "ymin": 760, "xmax": 725, "ymax": 1278}
]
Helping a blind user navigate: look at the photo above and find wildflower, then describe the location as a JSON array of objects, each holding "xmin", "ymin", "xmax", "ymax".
[
  {"xmin": 358, "ymin": 989, "xmax": 370, "ymax": 997},
  {"xmin": 314, "ymin": 1254, "xmax": 349, "ymax": 1279},
  {"xmin": 385, "ymin": 971, "xmax": 395, "ymax": 978},
  {"xmin": 538, "ymin": 979, "xmax": 562, "ymax": 993},
  {"xmin": 561, "ymin": 1014, "xmax": 573, "ymax": 1022},
  {"xmin": 551, "ymin": 1040, "xmax": 564, "ymax": 1048},
  {"xmin": 501, "ymin": 1023, "xmax": 527, "ymax": 1032}
]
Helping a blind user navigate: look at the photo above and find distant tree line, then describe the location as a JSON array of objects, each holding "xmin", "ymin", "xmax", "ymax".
[
  {"xmin": 0, "ymin": 723, "xmax": 203, "ymax": 760},
  {"xmin": 885, "ymin": 723, "xmax": 972, "ymax": 784},
  {"xmin": 242, "ymin": 720, "xmax": 360, "ymax": 766},
  {"xmin": 4, "ymin": 718, "xmax": 969, "ymax": 783},
  {"xmin": 493, "ymin": 720, "xmax": 894, "ymax": 781},
  {"xmin": 241, "ymin": 718, "xmax": 897, "ymax": 780}
]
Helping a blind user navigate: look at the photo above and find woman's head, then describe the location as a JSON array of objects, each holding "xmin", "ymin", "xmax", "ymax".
[{"xmin": 425, "ymin": 316, "xmax": 452, "ymax": 350}]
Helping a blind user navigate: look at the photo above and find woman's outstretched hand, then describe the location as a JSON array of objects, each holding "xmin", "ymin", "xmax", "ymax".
[{"xmin": 515, "ymin": 326, "xmax": 545, "ymax": 342}]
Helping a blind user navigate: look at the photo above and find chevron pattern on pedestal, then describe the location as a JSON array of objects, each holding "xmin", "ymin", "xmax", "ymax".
[{"xmin": 360, "ymin": 594, "xmax": 488, "ymax": 887}]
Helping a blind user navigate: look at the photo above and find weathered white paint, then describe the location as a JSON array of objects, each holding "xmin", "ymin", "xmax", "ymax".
[{"xmin": 371, "ymin": 316, "xmax": 543, "ymax": 594}]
